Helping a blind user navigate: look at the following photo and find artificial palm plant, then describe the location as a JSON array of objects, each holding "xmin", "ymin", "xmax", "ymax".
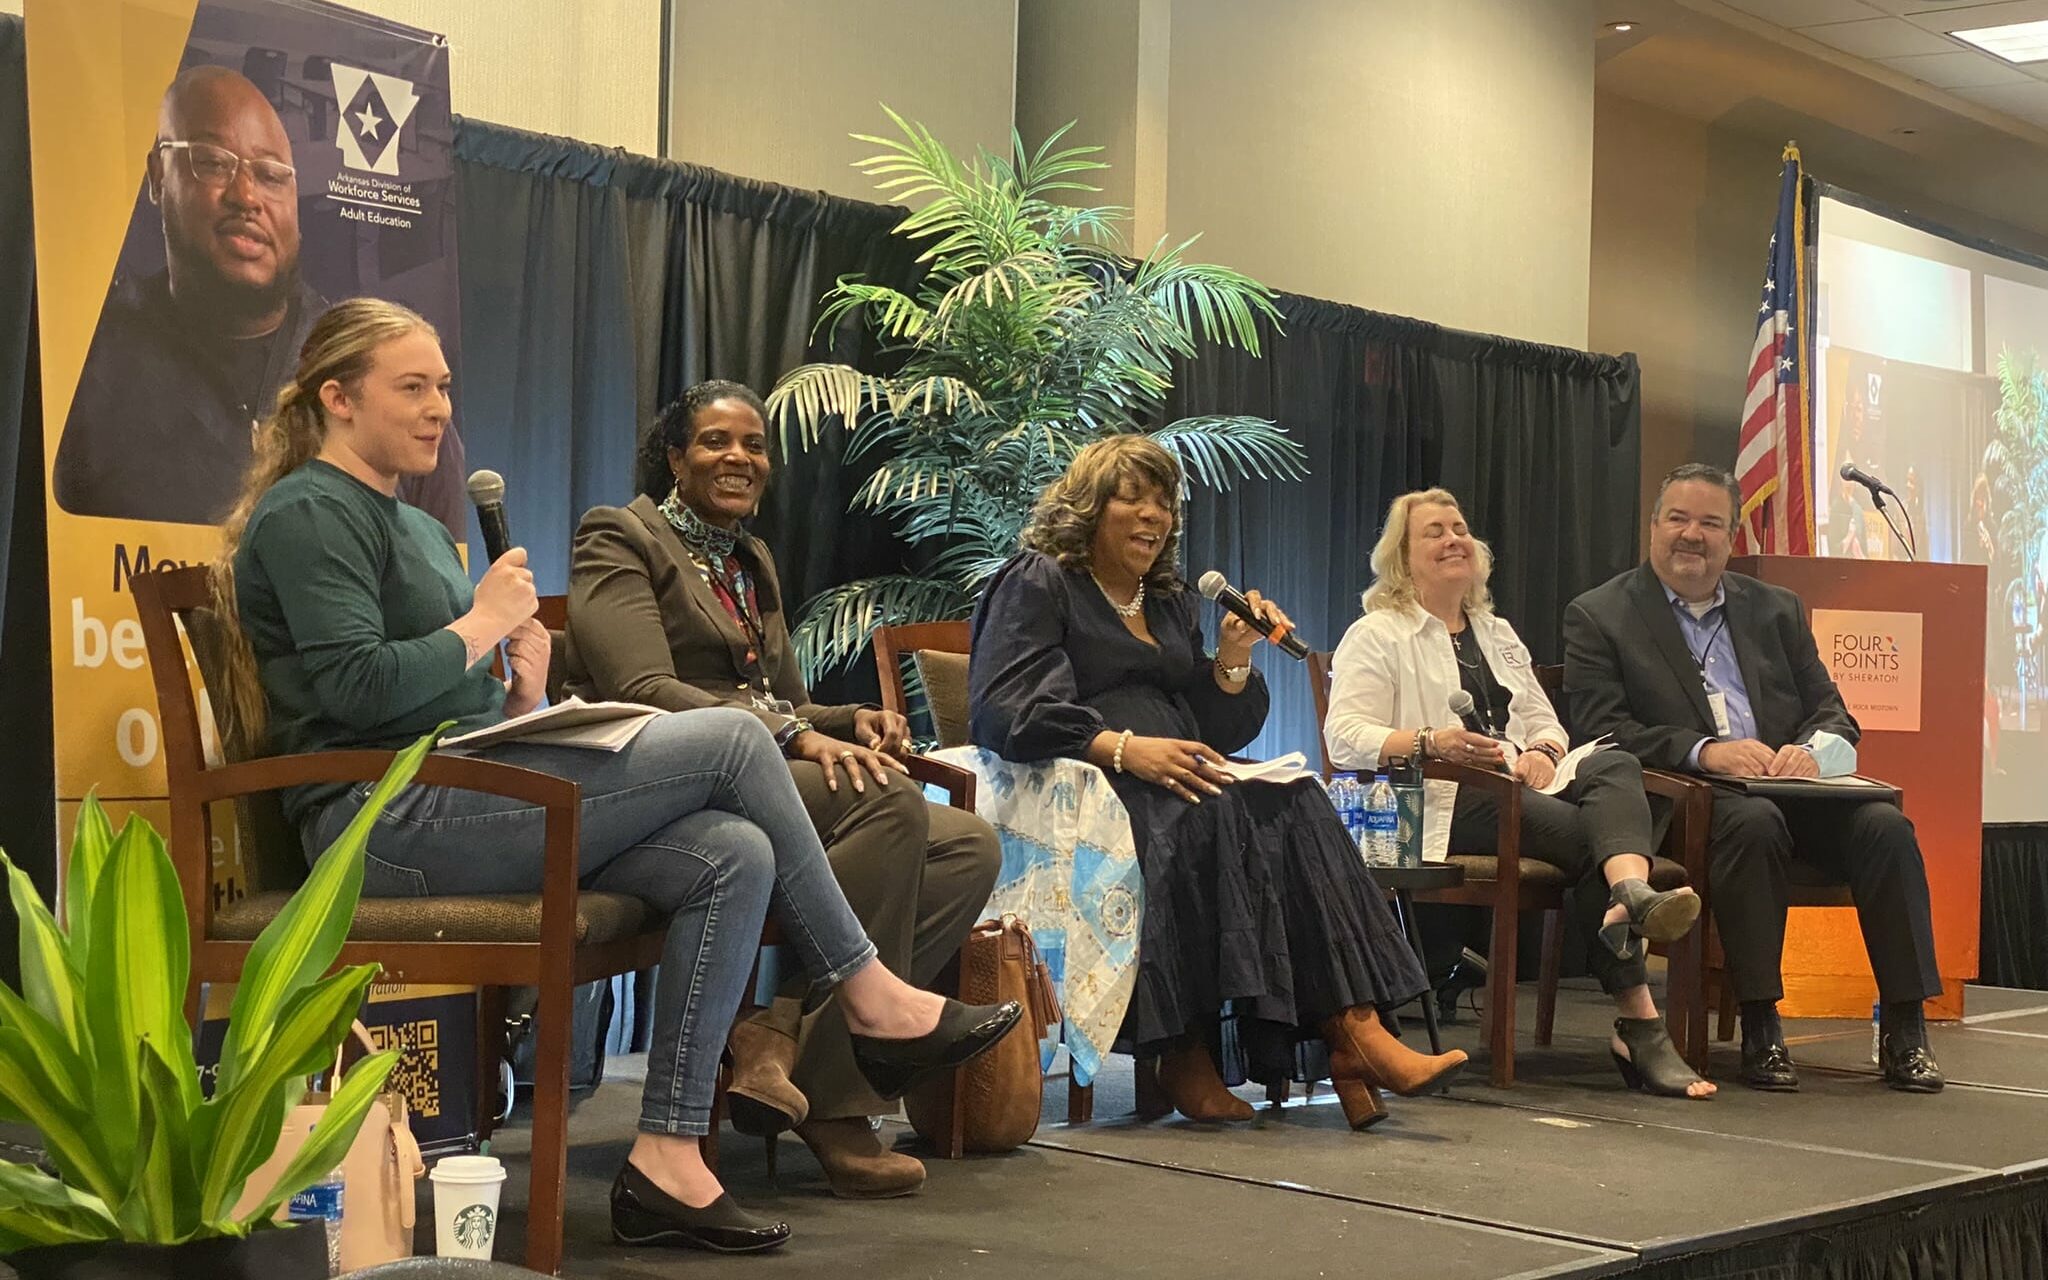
[
  {"xmin": 767, "ymin": 109, "xmax": 1307, "ymax": 679},
  {"xmin": 0, "ymin": 731, "xmax": 438, "ymax": 1257}
]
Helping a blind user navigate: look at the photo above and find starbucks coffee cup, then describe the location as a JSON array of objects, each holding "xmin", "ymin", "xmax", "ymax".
[{"xmin": 429, "ymin": 1155, "xmax": 506, "ymax": 1259}]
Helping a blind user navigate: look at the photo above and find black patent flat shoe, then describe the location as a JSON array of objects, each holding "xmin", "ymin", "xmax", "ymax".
[
  {"xmin": 610, "ymin": 1163, "xmax": 790, "ymax": 1253},
  {"xmin": 1611, "ymin": 1017, "xmax": 1712, "ymax": 1099},
  {"xmin": 1598, "ymin": 879, "xmax": 1702, "ymax": 961},
  {"xmin": 1880, "ymin": 1037, "xmax": 1945, "ymax": 1093},
  {"xmin": 1739, "ymin": 1038, "xmax": 1800, "ymax": 1092},
  {"xmin": 849, "ymin": 998, "xmax": 1023, "ymax": 1100}
]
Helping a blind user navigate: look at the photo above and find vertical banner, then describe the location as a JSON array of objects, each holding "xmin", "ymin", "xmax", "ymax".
[{"xmin": 27, "ymin": 0, "xmax": 464, "ymax": 879}]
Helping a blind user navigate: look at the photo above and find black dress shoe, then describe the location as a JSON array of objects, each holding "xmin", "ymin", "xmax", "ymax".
[
  {"xmin": 610, "ymin": 1162, "xmax": 790, "ymax": 1253},
  {"xmin": 849, "ymin": 998, "xmax": 1024, "ymax": 1100},
  {"xmin": 1739, "ymin": 1038, "xmax": 1800, "ymax": 1091},
  {"xmin": 1880, "ymin": 1036, "xmax": 1945, "ymax": 1093}
]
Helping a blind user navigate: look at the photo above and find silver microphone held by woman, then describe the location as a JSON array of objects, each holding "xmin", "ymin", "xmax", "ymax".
[{"xmin": 1197, "ymin": 570, "xmax": 1310, "ymax": 659}]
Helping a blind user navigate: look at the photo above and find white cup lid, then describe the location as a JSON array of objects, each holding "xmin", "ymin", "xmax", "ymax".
[{"xmin": 430, "ymin": 1155, "xmax": 507, "ymax": 1183}]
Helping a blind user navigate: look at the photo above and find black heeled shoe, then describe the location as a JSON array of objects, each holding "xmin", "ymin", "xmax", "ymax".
[
  {"xmin": 1599, "ymin": 879, "xmax": 1701, "ymax": 961},
  {"xmin": 609, "ymin": 1162, "xmax": 790, "ymax": 1253},
  {"xmin": 1610, "ymin": 1017, "xmax": 1712, "ymax": 1099},
  {"xmin": 849, "ymin": 998, "xmax": 1023, "ymax": 1100}
]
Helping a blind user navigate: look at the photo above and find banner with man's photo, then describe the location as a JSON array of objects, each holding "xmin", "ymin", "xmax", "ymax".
[{"xmin": 27, "ymin": 0, "xmax": 472, "ymax": 1130}]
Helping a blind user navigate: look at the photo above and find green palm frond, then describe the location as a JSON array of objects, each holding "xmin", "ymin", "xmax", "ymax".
[
  {"xmin": 789, "ymin": 575, "xmax": 974, "ymax": 678},
  {"xmin": 781, "ymin": 109, "xmax": 1303, "ymax": 680},
  {"xmin": 1148, "ymin": 417, "xmax": 1309, "ymax": 490}
]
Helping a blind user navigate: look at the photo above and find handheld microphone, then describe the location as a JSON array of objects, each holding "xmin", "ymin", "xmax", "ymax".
[
  {"xmin": 1198, "ymin": 571, "xmax": 1310, "ymax": 660},
  {"xmin": 466, "ymin": 469, "xmax": 513, "ymax": 564},
  {"xmin": 1838, "ymin": 462, "xmax": 1897, "ymax": 499},
  {"xmin": 1448, "ymin": 690, "xmax": 1511, "ymax": 767},
  {"xmin": 1449, "ymin": 689, "xmax": 1482, "ymax": 731}
]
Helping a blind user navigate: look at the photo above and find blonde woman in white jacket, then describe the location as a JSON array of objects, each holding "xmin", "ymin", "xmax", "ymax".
[{"xmin": 1326, "ymin": 489, "xmax": 1713, "ymax": 1100}]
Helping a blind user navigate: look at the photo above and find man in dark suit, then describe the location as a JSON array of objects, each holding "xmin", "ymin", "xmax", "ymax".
[{"xmin": 1563, "ymin": 463, "xmax": 1943, "ymax": 1093}]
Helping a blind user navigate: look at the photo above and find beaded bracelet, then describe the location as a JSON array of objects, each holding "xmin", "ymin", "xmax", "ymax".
[{"xmin": 1113, "ymin": 729, "xmax": 1134, "ymax": 774}]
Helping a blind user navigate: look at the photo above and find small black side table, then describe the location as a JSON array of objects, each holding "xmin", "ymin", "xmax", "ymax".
[{"xmin": 1369, "ymin": 862, "xmax": 1465, "ymax": 1057}]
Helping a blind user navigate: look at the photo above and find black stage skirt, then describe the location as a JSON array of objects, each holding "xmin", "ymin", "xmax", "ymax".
[{"xmin": 1110, "ymin": 774, "xmax": 1429, "ymax": 1085}]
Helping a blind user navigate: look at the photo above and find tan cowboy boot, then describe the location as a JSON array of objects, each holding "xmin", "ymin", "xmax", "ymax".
[{"xmin": 727, "ymin": 1001, "xmax": 808, "ymax": 1136}]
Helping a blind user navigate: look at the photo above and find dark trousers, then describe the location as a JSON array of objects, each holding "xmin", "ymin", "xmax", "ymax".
[
  {"xmin": 1705, "ymin": 790, "xmax": 1942, "ymax": 1005},
  {"xmin": 752, "ymin": 764, "xmax": 1001, "ymax": 1121},
  {"xmin": 1446, "ymin": 748, "xmax": 1658, "ymax": 996}
]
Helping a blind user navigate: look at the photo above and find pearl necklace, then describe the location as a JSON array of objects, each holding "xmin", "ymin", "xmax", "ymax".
[{"xmin": 1093, "ymin": 573, "xmax": 1145, "ymax": 618}]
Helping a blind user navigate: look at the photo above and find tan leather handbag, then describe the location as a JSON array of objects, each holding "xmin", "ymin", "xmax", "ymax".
[
  {"xmin": 233, "ymin": 1022, "xmax": 427, "ymax": 1269},
  {"xmin": 906, "ymin": 916, "xmax": 1062, "ymax": 1153}
]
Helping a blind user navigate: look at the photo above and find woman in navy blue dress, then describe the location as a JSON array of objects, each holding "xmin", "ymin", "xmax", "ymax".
[{"xmin": 968, "ymin": 436, "xmax": 1465, "ymax": 1130}]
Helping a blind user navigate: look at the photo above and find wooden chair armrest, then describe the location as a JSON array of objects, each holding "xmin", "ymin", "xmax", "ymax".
[
  {"xmin": 194, "ymin": 750, "xmax": 580, "ymax": 808},
  {"xmin": 905, "ymin": 754, "xmax": 976, "ymax": 811},
  {"xmin": 1639, "ymin": 768, "xmax": 1710, "ymax": 803},
  {"xmin": 1642, "ymin": 769, "xmax": 1713, "ymax": 888},
  {"xmin": 1423, "ymin": 759, "xmax": 1522, "ymax": 879}
]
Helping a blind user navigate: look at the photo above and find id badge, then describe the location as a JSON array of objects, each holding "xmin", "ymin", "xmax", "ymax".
[
  {"xmin": 1707, "ymin": 690, "xmax": 1732, "ymax": 737},
  {"xmin": 752, "ymin": 694, "xmax": 795, "ymax": 716}
]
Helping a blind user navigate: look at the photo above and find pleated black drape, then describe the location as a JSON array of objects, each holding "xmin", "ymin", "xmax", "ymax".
[
  {"xmin": 1173, "ymin": 297, "xmax": 1643, "ymax": 761},
  {"xmin": 1982, "ymin": 825, "xmax": 2048, "ymax": 991},
  {"xmin": 0, "ymin": 14, "xmax": 54, "ymax": 988}
]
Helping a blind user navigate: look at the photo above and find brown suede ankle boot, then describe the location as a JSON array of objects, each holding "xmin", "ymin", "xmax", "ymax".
[
  {"xmin": 794, "ymin": 1117, "xmax": 926, "ymax": 1199},
  {"xmin": 728, "ymin": 1012, "xmax": 808, "ymax": 1137},
  {"xmin": 1321, "ymin": 1006, "xmax": 1467, "ymax": 1097},
  {"xmin": 1156, "ymin": 1042, "xmax": 1254, "ymax": 1122}
]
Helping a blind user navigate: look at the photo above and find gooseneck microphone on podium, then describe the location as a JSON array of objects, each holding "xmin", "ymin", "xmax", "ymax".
[
  {"xmin": 1838, "ymin": 462, "xmax": 1917, "ymax": 561},
  {"xmin": 466, "ymin": 469, "xmax": 513, "ymax": 563},
  {"xmin": 1198, "ymin": 571, "xmax": 1310, "ymax": 660}
]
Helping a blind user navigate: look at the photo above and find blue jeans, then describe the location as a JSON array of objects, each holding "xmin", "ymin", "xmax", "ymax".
[{"xmin": 303, "ymin": 707, "xmax": 877, "ymax": 1136}]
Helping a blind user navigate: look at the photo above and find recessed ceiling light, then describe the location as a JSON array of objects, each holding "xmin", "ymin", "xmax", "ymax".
[
  {"xmin": 1607, "ymin": 21, "xmax": 1637, "ymax": 32},
  {"xmin": 1951, "ymin": 20, "xmax": 2048, "ymax": 64}
]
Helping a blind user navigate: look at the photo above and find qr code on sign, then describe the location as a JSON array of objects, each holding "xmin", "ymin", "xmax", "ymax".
[{"xmin": 367, "ymin": 1018, "xmax": 442, "ymax": 1119}]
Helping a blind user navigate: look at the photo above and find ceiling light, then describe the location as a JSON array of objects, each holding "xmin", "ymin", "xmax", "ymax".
[
  {"xmin": 1607, "ymin": 21, "xmax": 1637, "ymax": 32},
  {"xmin": 1951, "ymin": 20, "xmax": 2048, "ymax": 63}
]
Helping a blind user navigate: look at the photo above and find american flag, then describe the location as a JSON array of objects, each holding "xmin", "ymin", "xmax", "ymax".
[{"xmin": 1735, "ymin": 146, "xmax": 1814, "ymax": 556}]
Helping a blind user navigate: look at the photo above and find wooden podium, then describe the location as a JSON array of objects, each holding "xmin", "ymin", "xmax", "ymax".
[{"xmin": 1730, "ymin": 556, "xmax": 1986, "ymax": 1020}]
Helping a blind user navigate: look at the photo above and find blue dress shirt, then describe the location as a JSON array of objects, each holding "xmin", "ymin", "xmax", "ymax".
[{"xmin": 1663, "ymin": 581, "xmax": 1855, "ymax": 775}]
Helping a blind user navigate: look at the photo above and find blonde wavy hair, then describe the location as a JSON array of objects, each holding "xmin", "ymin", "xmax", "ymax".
[
  {"xmin": 1021, "ymin": 435, "xmax": 1185, "ymax": 592},
  {"xmin": 210, "ymin": 297, "xmax": 438, "ymax": 756},
  {"xmin": 1361, "ymin": 488, "xmax": 1495, "ymax": 616}
]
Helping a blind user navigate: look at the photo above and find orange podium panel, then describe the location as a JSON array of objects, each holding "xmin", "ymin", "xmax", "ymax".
[{"xmin": 1731, "ymin": 556, "xmax": 1985, "ymax": 1020}]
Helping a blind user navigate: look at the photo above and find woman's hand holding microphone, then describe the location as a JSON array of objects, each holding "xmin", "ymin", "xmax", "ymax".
[{"xmin": 447, "ymin": 548, "xmax": 542, "ymax": 702}]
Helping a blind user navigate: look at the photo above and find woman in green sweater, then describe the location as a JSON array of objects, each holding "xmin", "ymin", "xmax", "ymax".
[{"xmin": 212, "ymin": 298, "xmax": 1019, "ymax": 1255}]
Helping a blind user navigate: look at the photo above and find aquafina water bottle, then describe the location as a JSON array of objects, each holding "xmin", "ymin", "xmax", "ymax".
[{"xmin": 1364, "ymin": 773, "xmax": 1399, "ymax": 867}]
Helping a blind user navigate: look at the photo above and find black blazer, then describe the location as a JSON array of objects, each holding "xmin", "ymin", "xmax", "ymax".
[{"xmin": 1561, "ymin": 563, "xmax": 1857, "ymax": 773}]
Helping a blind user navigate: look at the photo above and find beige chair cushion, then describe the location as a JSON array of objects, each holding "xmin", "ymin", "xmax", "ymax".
[
  {"xmin": 1449, "ymin": 853, "xmax": 1688, "ymax": 891},
  {"xmin": 211, "ymin": 891, "xmax": 653, "ymax": 944},
  {"xmin": 914, "ymin": 650, "xmax": 973, "ymax": 749}
]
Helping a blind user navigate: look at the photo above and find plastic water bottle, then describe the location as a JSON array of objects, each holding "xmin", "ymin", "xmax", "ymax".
[
  {"xmin": 1326, "ymin": 773, "xmax": 1360, "ymax": 849},
  {"xmin": 1871, "ymin": 1000, "xmax": 1882, "ymax": 1064},
  {"xmin": 1364, "ymin": 773, "xmax": 1399, "ymax": 868},
  {"xmin": 289, "ymin": 1167, "xmax": 345, "ymax": 1276}
]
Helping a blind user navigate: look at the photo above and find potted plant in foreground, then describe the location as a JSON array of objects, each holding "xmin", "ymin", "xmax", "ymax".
[{"xmin": 0, "ymin": 731, "xmax": 439, "ymax": 1277}]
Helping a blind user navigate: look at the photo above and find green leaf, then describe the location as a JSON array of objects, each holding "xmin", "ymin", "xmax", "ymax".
[
  {"xmin": 217, "ymin": 729, "xmax": 438, "ymax": 1096},
  {"xmin": 0, "ymin": 1028, "xmax": 122, "ymax": 1206},
  {"xmin": 82, "ymin": 815, "xmax": 190, "ymax": 1178},
  {"xmin": 0, "ymin": 854, "xmax": 86, "ymax": 1056},
  {"xmin": 64, "ymin": 792, "xmax": 118, "ymax": 963},
  {"xmin": 241, "ymin": 1047, "xmax": 399, "ymax": 1226},
  {"xmin": 121, "ymin": 1038, "xmax": 202, "ymax": 1243},
  {"xmin": 198, "ymin": 963, "xmax": 381, "ymax": 1220},
  {"xmin": 0, "ymin": 1160, "xmax": 120, "ymax": 1249}
]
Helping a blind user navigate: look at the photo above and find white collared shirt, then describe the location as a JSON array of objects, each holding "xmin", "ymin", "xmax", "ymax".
[{"xmin": 1325, "ymin": 605, "xmax": 1569, "ymax": 773}]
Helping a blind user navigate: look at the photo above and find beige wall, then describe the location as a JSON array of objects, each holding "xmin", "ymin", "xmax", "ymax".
[
  {"xmin": 668, "ymin": 0, "xmax": 1018, "ymax": 201},
  {"xmin": 1158, "ymin": 0, "xmax": 1596, "ymax": 349},
  {"xmin": 347, "ymin": 0, "xmax": 661, "ymax": 153},
  {"xmin": 1589, "ymin": 89, "xmax": 2048, "ymax": 538}
]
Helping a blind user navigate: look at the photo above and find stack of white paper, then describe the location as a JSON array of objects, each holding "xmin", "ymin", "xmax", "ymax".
[
  {"xmin": 1216, "ymin": 751, "xmax": 1316, "ymax": 785},
  {"xmin": 1535, "ymin": 736, "xmax": 1614, "ymax": 796},
  {"xmin": 440, "ymin": 697, "xmax": 666, "ymax": 753}
]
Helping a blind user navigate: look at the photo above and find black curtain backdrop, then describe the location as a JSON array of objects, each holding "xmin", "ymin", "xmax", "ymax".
[
  {"xmin": 1174, "ymin": 296, "xmax": 1644, "ymax": 761},
  {"xmin": 1982, "ymin": 825, "xmax": 2048, "ymax": 991}
]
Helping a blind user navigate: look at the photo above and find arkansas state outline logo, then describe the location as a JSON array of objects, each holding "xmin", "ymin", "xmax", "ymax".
[{"xmin": 328, "ymin": 64, "xmax": 421, "ymax": 175}]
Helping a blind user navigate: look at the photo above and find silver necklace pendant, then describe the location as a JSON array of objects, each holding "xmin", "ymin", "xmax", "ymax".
[{"xmin": 1094, "ymin": 574, "xmax": 1145, "ymax": 618}]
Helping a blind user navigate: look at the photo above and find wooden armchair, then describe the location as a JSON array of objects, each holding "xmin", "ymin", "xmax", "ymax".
[
  {"xmin": 873, "ymin": 622, "xmax": 1166, "ymax": 1123},
  {"xmin": 1305, "ymin": 652, "xmax": 1701, "ymax": 1086},
  {"xmin": 135, "ymin": 566, "xmax": 668, "ymax": 1277}
]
